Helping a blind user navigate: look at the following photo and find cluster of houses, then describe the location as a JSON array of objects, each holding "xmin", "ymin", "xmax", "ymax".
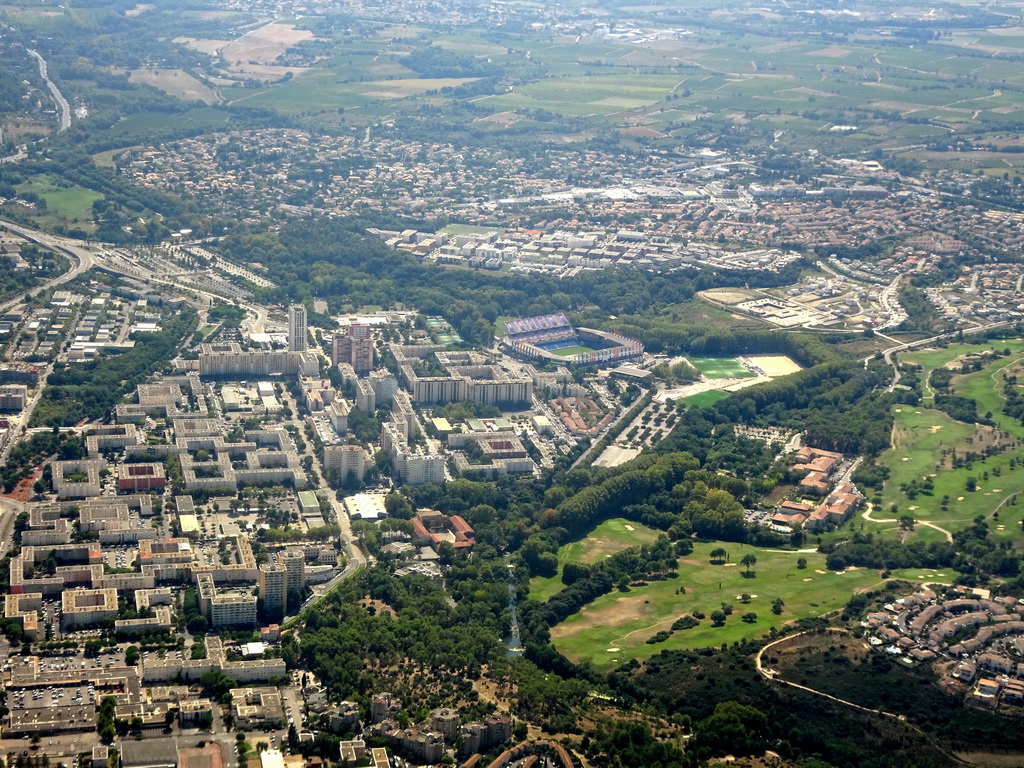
[
  {"xmin": 769, "ymin": 448, "xmax": 861, "ymax": 532},
  {"xmin": 865, "ymin": 587, "xmax": 1024, "ymax": 709}
]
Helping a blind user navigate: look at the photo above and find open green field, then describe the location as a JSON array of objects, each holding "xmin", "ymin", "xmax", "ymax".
[
  {"xmin": 15, "ymin": 174, "xmax": 103, "ymax": 222},
  {"xmin": 529, "ymin": 517, "xmax": 661, "ymax": 602},
  {"xmin": 551, "ymin": 345, "xmax": 597, "ymax": 357},
  {"xmin": 900, "ymin": 339, "xmax": 1024, "ymax": 405},
  {"xmin": 688, "ymin": 356, "xmax": 755, "ymax": 379},
  {"xmin": 681, "ymin": 390, "xmax": 730, "ymax": 408},
  {"xmin": 548, "ymin": 541, "xmax": 883, "ymax": 670},
  {"xmin": 870, "ymin": 340, "xmax": 1024, "ymax": 541}
]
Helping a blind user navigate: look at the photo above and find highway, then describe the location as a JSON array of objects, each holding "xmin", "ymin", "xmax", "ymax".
[{"xmin": 27, "ymin": 48, "xmax": 71, "ymax": 132}]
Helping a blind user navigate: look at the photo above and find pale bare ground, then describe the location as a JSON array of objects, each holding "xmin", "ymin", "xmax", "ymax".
[
  {"xmin": 757, "ymin": 41, "xmax": 802, "ymax": 53},
  {"xmin": 112, "ymin": 68, "xmax": 221, "ymax": 104},
  {"xmin": 986, "ymin": 26, "xmax": 1024, "ymax": 36},
  {"xmin": 221, "ymin": 22, "xmax": 314, "ymax": 62},
  {"xmin": 747, "ymin": 355, "xmax": 803, "ymax": 377},
  {"xmin": 784, "ymin": 86, "xmax": 837, "ymax": 98},
  {"xmin": 954, "ymin": 751, "xmax": 1024, "ymax": 768},
  {"xmin": 174, "ymin": 37, "xmax": 231, "ymax": 56},
  {"xmin": 92, "ymin": 145, "xmax": 141, "ymax": 168},
  {"xmin": 214, "ymin": 22, "xmax": 315, "ymax": 81},
  {"xmin": 700, "ymin": 287, "xmax": 759, "ymax": 304},
  {"xmin": 549, "ymin": 595, "xmax": 654, "ymax": 639},
  {"xmin": 1, "ymin": 117, "xmax": 50, "ymax": 140},
  {"xmin": 437, "ymin": 40, "xmax": 505, "ymax": 55},
  {"xmin": 808, "ymin": 45, "xmax": 851, "ymax": 58},
  {"xmin": 0, "ymin": 5, "xmax": 61, "ymax": 16}
]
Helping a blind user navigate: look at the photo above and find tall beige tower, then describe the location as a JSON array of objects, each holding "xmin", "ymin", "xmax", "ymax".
[
  {"xmin": 288, "ymin": 305, "xmax": 308, "ymax": 353},
  {"xmin": 259, "ymin": 563, "xmax": 288, "ymax": 621}
]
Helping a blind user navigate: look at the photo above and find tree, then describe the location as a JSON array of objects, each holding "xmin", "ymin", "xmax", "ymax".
[
  {"xmin": 966, "ymin": 476, "xmax": 978, "ymax": 492},
  {"xmin": 898, "ymin": 514, "xmax": 915, "ymax": 530},
  {"xmin": 771, "ymin": 598, "xmax": 784, "ymax": 615},
  {"xmin": 125, "ymin": 645, "xmax": 140, "ymax": 666},
  {"xmin": 741, "ymin": 553, "xmax": 757, "ymax": 574},
  {"xmin": 710, "ymin": 547, "xmax": 728, "ymax": 564},
  {"xmin": 741, "ymin": 612, "xmax": 757, "ymax": 623},
  {"xmin": 797, "ymin": 557, "xmax": 808, "ymax": 569},
  {"xmin": 696, "ymin": 701, "xmax": 770, "ymax": 756},
  {"xmin": 710, "ymin": 609, "xmax": 727, "ymax": 626}
]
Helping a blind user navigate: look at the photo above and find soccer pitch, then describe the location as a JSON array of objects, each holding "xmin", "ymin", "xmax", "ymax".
[
  {"xmin": 688, "ymin": 356, "xmax": 756, "ymax": 379},
  {"xmin": 551, "ymin": 345, "xmax": 597, "ymax": 356}
]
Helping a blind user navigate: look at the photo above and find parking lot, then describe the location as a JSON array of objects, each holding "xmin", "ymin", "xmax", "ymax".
[{"xmin": 10, "ymin": 681, "xmax": 96, "ymax": 710}]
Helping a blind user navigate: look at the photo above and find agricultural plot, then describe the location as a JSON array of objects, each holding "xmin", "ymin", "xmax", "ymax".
[
  {"xmin": 225, "ymin": 65, "xmax": 475, "ymax": 113},
  {"xmin": 547, "ymin": 541, "xmax": 882, "ymax": 670},
  {"xmin": 529, "ymin": 518, "xmax": 661, "ymax": 603},
  {"xmin": 115, "ymin": 68, "xmax": 221, "ymax": 104},
  {"xmin": 688, "ymin": 356, "xmax": 755, "ymax": 379}
]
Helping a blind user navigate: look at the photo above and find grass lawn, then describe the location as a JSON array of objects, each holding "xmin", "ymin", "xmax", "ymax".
[
  {"xmin": 15, "ymin": 174, "xmax": 103, "ymax": 222},
  {"xmin": 889, "ymin": 567, "xmax": 960, "ymax": 584},
  {"xmin": 682, "ymin": 390, "xmax": 729, "ymax": 408},
  {"xmin": 548, "ymin": 541, "xmax": 883, "ymax": 670},
  {"xmin": 870, "ymin": 341, "xmax": 1024, "ymax": 542},
  {"xmin": 530, "ymin": 517, "xmax": 661, "ymax": 602},
  {"xmin": 688, "ymin": 356, "xmax": 756, "ymax": 379},
  {"xmin": 551, "ymin": 345, "xmax": 597, "ymax": 357},
  {"xmin": 900, "ymin": 339, "xmax": 1024, "ymax": 405},
  {"xmin": 875, "ymin": 406, "xmax": 1021, "ymax": 535}
]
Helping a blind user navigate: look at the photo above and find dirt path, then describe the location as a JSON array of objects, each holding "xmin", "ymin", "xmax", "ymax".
[
  {"xmin": 862, "ymin": 505, "xmax": 953, "ymax": 542},
  {"xmin": 756, "ymin": 629, "xmax": 975, "ymax": 766},
  {"xmin": 988, "ymin": 355, "xmax": 1024, "ymax": 403},
  {"xmin": 918, "ymin": 520, "xmax": 954, "ymax": 543}
]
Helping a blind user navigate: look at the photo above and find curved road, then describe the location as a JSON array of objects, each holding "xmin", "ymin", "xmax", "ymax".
[
  {"xmin": 864, "ymin": 320, "xmax": 1016, "ymax": 392},
  {"xmin": 0, "ymin": 220, "xmax": 97, "ymax": 316}
]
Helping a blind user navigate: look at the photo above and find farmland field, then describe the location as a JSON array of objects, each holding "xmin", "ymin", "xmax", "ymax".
[
  {"xmin": 529, "ymin": 517, "xmax": 661, "ymax": 603},
  {"xmin": 114, "ymin": 68, "xmax": 221, "ymax": 104},
  {"xmin": 547, "ymin": 541, "xmax": 882, "ymax": 670},
  {"xmin": 688, "ymin": 356, "xmax": 755, "ymax": 379}
]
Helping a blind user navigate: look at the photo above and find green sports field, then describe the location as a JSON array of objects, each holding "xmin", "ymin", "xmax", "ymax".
[
  {"xmin": 681, "ymin": 390, "xmax": 730, "ymax": 407},
  {"xmin": 547, "ymin": 541, "xmax": 883, "ymax": 670},
  {"xmin": 688, "ymin": 357, "xmax": 756, "ymax": 379},
  {"xmin": 551, "ymin": 345, "xmax": 597, "ymax": 357}
]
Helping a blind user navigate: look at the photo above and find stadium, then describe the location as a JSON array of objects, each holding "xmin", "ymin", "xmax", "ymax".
[{"xmin": 503, "ymin": 313, "xmax": 644, "ymax": 367}]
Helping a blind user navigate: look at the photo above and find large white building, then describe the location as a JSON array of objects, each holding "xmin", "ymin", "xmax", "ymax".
[{"xmin": 288, "ymin": 305, "xmax": 308, "ymax": 353}]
